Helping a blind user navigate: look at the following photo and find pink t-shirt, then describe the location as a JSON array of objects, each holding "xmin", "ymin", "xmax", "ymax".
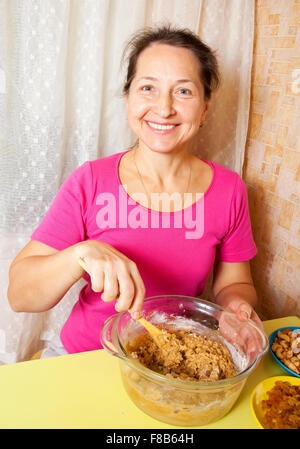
[{"xmin": 31, "ymin": 150, "xmax": 257, "ymax": 353}]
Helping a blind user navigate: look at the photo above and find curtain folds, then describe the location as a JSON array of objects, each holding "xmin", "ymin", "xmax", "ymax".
[{"xmin": 0, "ymin": 0, "xmax": 254, "ymax": 363}]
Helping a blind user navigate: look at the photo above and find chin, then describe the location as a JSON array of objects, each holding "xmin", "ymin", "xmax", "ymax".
[
  {"xmin": 148, "ymin": 147, "xmax": 176, "ymax": 154},
  {"xmin": 140, "ymin": 139, "xmax": 185, "ymax": 154}
]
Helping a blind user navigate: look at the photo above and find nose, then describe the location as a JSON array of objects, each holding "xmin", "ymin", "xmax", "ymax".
[{"xmin": 153, "ymin": 92, "xmax": 175, "ymax": 118}]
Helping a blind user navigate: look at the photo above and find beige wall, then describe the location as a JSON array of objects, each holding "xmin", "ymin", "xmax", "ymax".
[{"xmin": 244, "ymin": 0, "xmax": 300, "ymax": 319}]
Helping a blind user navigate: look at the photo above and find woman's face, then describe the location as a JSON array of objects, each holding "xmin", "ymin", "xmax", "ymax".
[{"xmin": 125, "ymin": 43, "xmax": 208, "ymax": 155}]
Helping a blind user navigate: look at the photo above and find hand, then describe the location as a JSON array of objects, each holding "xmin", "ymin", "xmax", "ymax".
[
  {"xmin": 74, "ymin": 240, "xmax": 145, "ymax": 318},
  {"xmin": 224, "ymin": 297, "xmax": 263, "ymax": 330},
  {"xmin": 218, "ymin": 298, "xmax": 265, "ymax": 363}
]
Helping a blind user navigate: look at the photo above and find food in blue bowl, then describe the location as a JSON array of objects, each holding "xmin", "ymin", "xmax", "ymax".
[{"xmin": 269, "ymin": 327, "xmax": 300, "ymax": 377}]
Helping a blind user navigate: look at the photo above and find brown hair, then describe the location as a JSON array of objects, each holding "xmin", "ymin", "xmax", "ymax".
[{"xmin": 122, "ymin": 24, "xmax": 220, "ymax": 101}]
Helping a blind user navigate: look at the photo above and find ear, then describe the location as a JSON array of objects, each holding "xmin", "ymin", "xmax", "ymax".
[
  {"xmin": 200, "ymin": 102, "xmax": 209, "ymax": 124},
  {"xmin": 203, "ymin": 101, "xmax": 210, "ymax": 120},
  {"xmin": 124, "ymin": 93, "xmax": 129, "ymax": 112}
]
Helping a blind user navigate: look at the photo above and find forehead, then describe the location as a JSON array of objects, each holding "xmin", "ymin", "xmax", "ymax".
[{"xmin": 135, "ymin": 43, "xmax": 202, "ymax": 82}]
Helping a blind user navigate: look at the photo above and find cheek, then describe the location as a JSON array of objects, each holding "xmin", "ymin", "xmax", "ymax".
[
  {"xmin": 191, "ymin": 102, "xmax": 206, "ymax": 125},
  {"xmin": 180, "ymin": 104, "xmax": 203, "ymax": 127},
  {"xmin": 126, "ymin": 96, "xmax": 150, "ymax": 120}
]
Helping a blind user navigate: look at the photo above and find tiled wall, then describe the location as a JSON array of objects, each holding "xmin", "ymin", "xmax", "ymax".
[{"xmin": 244, "ymin": 0, "xmax": 300, "ymax": 319}]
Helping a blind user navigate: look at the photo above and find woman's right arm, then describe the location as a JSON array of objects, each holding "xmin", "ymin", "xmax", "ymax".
[
  {"xmin": 7, "ymin": 240, "xmax": 145, "ymax": 316},
  {"xmin": 7, "ymin": 240, "xmax": 83, "ymax": 312}
]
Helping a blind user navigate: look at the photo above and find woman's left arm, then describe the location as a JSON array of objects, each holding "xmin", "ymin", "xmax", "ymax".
[{"xmin": 212, "ymin": 260, "xmax": 262, "ymax": 328}]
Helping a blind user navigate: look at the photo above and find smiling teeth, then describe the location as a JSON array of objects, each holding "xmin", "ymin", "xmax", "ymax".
[{"xmin": 147, "ymin": 122, "xmax": 175, "ymax": 130}]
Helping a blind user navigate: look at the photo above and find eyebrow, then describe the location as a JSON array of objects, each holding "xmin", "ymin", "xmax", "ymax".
[{"xmin": 138, "ymin": 76, "xmax": 194, "ymax": 84}]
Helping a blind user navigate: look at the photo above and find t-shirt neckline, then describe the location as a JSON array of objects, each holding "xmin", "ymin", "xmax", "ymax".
[{"xmin": 115, "ymin": 149, "xmax": 215, "ymax": 215}]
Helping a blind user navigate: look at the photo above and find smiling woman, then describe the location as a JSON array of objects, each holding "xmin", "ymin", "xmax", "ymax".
[
  {"xmin": 124, "ymin": 44, "xmax": 208, "ymax": 155},
  {"xmin": 7, "ymin": 24, "xmax": 261, "ymax": 358}
]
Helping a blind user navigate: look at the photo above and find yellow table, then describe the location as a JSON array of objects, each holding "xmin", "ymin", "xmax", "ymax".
[{"xmin": 0, "ymin": 316, "xmax": 299, "ymax": 429}]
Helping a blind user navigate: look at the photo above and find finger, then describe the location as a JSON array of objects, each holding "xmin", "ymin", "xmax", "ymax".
[
  {"xmin": 128, "ymin": 263, "xmax": 145, "ymax": 318},
  {"xmin": 115, "ymin": 271, "xmax": 135, "ymax": 313},
  {"xmin": 219, "ymin": 312, "xmax": 244, "ymax": 347},
  {"xmin": 250, "ymin": 310, "xmax": 264, "ymax": 331},
  {"xmin": 238, "ymin": 325, "xmax": 262, "ymax": 361},
  {"xmin": 236, "ymin": 303, "xmax": 253, "ymax": 322},
  {"xmin": 90, "ymin": 269, "xmax": 104, "ymax": 293},
  {"xmin": 101, "ymin": 269, "xmax": 119, "ymax": 303},
  {"xmin": 237, "ymin": 307, "xmax": 264, "ymax": 354},
  {"xmin": 219, "ymin": 311, "xmax": 262, "ymax": 360},
  {"xmin": 247, "ymin": 312, "xmax": 264, "ymax": 353}
]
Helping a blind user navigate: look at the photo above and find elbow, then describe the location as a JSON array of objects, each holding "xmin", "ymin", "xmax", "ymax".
[
  {"xmin": 7, "ymin": 283, "xmax": 53, "ymax": 313},
  {"xmin": 7, "ymin": 263, "xmax": 30, "ymax": 312},
  {"xmin": 9, "ymin": 304, "xmax": 23, "ymax": 313},
  {"xmin": 7, "ymin": 285, "xmax": 22, "ymax": 312},
  {"xmin": 7, "ymin": 283, "xmax": 29, "ymax": 312},
  {"xmin": 7, "ymin": 265, "xmax": 22, "ymax": 312}
]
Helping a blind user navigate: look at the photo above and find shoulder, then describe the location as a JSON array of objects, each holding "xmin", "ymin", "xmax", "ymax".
[
  {"xmin": 88, "ymin": 150, "xmax": 128, "ymax": 173},
  {"xmin": 208, "ymin": 159, "xmax": 239, "ymax": 181},
  {"xmin": 68, "ymin": 150, "xmax": 127, "ymax": 187},
  {"xmin": 201, "ymin": 159, "xmax": 250, "ymax": 212},
  {"xmin": 203, "ymin": 159, "xmax": 243, "ymax": 193}
]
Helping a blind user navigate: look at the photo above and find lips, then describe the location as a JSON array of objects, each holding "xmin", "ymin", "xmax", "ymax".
[{"xmin": 145, "ymin": 120, "xmax": 179, "ymax": 133}]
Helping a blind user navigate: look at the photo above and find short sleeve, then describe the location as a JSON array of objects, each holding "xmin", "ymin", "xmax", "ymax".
[
  {"xmin": 30, "ymin": 162, "xmax": 92, "ymax": 250},
  {"xmin": 216, "ymin": 175, "xmax": 257, "ymax": 263}
]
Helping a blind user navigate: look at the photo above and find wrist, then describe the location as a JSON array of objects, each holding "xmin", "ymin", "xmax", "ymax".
[
  {"xmin": 215, "ymin": 283, "xmax": 257, "ymax": 310},
  {"xmin": 65, "ymin": 242, "xmax": 88, "ymax": 281}
]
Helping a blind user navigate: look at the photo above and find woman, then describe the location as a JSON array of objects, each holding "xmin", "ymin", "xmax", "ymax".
[{"xmin": 7, "ymin": 25, "xmax": 262, "ymax": 357}]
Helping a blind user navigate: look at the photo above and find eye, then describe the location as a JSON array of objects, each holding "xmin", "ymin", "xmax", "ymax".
[
  {"xmin": 178, "ymin": 88, "xmax": 192, "ymax": 95},
  {"xmin": 141, "ymin": 85, "xmax": 153, "ymax": 92}
]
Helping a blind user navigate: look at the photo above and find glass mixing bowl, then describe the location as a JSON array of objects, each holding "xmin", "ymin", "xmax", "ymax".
[{"xmin": 100, "ymin": 295, "xmax": 268, "ymax": 427}]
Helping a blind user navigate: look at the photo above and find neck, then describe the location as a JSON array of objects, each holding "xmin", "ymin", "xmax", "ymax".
[{"xmin": 133, "ymin": 144, "xmax": 191, "ymax": 186}]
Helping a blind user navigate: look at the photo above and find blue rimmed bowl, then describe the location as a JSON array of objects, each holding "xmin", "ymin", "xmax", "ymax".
[{"xmin": 269, "ymin": 326, "xmax": 300, "ymax": 378}]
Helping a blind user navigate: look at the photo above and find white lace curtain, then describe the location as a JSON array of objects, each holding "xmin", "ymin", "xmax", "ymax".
[{"xmin": 0, "ymin": 0, "xmax": 254, "ymax": 363}]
